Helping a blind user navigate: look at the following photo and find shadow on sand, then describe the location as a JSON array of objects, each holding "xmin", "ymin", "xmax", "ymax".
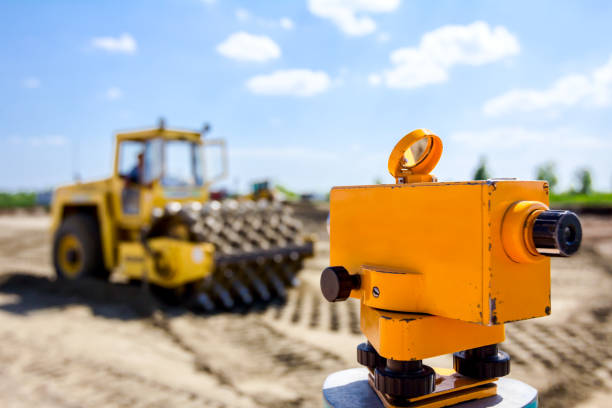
[{"xmin": 0, "ymin": 273, "xmax": 286, "ymax": 320}]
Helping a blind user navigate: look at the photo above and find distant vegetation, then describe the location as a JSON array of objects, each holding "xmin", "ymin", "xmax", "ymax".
[
  {"xmin": 541, "ymin": 164, "xmax": 612, "ymax": 205},
  {"xmin": 535, "ymin": 162, "xmax": 558, "ymax": 192},
  {"xmin": 474, "ymin": 158, "xmax": 612, "ymax": 206},
  {"xmin": 550, "ymin": 192, "xmax": 612, "ymax": 206},
  {"xmin": 473, "ymin": 156, "xmax": 491, "ymax": 180},
  {"xmin": 573, "ymin": 168, "xmax": 593, "ymax": 195},
  {"xmin": 0, "ymin": 192, "xmax": 37, "ymax": 208},
  {"xmin": 2, "ymin": 163, "xmax": 611, "ymax": 209}
]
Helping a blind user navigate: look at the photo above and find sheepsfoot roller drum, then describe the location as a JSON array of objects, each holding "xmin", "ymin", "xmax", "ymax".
[
  {"xmin": 195, "ymin": 199, "xmax": 314, "ymax": 310},
  {"xmin": 319, "ymin": 129, "xmax": 581, "ymax": 407},
  {"xmin": 146, "ymin": 198, "xmax": 314, "ymax": 311}
]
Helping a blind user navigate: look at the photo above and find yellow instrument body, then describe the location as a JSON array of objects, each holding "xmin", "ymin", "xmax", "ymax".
[
  {"xmin": 330, "ymin": 180, "xmax": 550, "ymax": 360},
  {"xmin": 331, "ymin": 180, "xmax": 551, "ymax": 326}
]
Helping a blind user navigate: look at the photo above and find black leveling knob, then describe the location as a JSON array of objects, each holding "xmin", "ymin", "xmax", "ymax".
[
  {"xmin": 357, "ymin": 342, "xmax": 385, "ymax": 370},
  {"xmin": 532, "ymin": 210, "xmax": 581, "ymax": 257},
  {"xmin": 374, "ymin": 360, "xmax": 435, "ymax": 400},
  {"xmin": 453, "ymin": 344, "xmax": 510, "ymax": 379},
  {"xmin": 320, "ymin": 266, "xmax": 360, "ymax": 302}
]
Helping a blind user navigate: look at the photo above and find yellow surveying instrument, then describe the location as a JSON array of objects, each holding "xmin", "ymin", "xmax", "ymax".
[{"xmin": 320, "ymin": 129, "xmax": 582, "ymax": 407}]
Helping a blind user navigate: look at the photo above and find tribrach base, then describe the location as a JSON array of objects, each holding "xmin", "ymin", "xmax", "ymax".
[
  {"xmin": 368, "ymin": 368, "xmax": 496, "ymax": 408},
  {"xmin": 323, "ymin": 368, "xmax": 538, "ymax": 408}
]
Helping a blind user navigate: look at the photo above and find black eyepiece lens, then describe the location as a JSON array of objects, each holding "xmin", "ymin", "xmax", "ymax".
[
  {"xmin": 563, "ymin": 225, "xmax": 576, "ymax": 245},
  {"xmin": 532, "ymin": 210, "xmax": 582, "ymax": 257}
]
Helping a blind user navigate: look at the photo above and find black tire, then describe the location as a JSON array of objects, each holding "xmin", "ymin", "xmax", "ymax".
[{"xmin": 53, "ymin": 214, "xmax": 109, "ymax": 280}]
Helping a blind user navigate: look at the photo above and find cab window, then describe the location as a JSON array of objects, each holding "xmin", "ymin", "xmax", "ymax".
[{"xmin": 118, "ymin": 141, "xmax": 145, "ymax": 183}]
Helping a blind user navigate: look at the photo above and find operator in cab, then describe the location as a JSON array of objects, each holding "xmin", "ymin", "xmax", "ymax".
[
  {"xmin": 122, "ymin": 151, "xmax": 145, "ymax": 215},
  {"xmin": 127, "ymin": 152, "xmax": 145, "ymax": 184}
]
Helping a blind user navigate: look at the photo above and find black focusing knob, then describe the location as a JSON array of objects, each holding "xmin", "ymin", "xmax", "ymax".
[
  {"xmin": 532, "ymin": 210, "xmax": 582, "ymax": 257},
  {"xmin": 320, "ymin": 266, "xmax": 360, "ymax": 302}
]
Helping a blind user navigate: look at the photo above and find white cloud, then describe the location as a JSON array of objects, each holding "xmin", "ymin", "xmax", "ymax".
[
  {"xmin": 235, "ymin": 8, "xmax": 295, "ymax": 30},
  {"xmin": 385, "ymin": 48, "xmax": 449, "ymax": 88},
  {"xmin": 371, "ymin": 21, "xmax": 519, "ymax": 89},
  {"xmin": 31, "ymin": 136, "xmax": 68, "ymax": 147},
  {"xmin": 332, "ymin": 67, "xmax": 349, "ymax": 87},
  {"xmin": 280, "ymin": 17, "xmax": 295, "ymax": 30},
  {"xmin": 23, "ymin": 77, "xmax": 41, "ymax": 89},
  {"xmin": 235, "ymin": 8, "xmax": 250, "ymax": 22},
  {"xmin": 440, "ymin": 126, "xmax": 612, "ymax": 191},
  {"xmin": 91, "ymin": 33, "xmax": 137, "ymax": 54},
  {"xmin": 376, "ymin": 32, "xmax": 391, "ymax": 43},
  {"xmin": 200, "ymin": 0, "xmax": 216, "ymax": 4},
  {"xmin": 246, "ymin": 69, "xmax": 331, "ymax": 97},
  {"xmin": 231, "ymin": 146, "xmax": 337, "ymax": 160},
  {"xmin": 308, "ymin": 0, "xmax": 400, "ymax": 36},
  {"xmin": 217, "ymin": 32, "xmax": 281, "ymax": 62},
  {"xmin": 450, "ymin": 127, "xmax": 611, "ymax": 150},
  {"xmin": 9, "ymin": 135, "xmax": 68, "ymax": 147},
  {"xmin": 483, "ymin": 55, "xmax": 612, "ymax": 116},
  {"xmin": 105, "ymin": 87, "xmax": 123, "ymax": 101},
  {"xmin": 368, "ymin": 73, "xmax": 382, "ymax": 86}
]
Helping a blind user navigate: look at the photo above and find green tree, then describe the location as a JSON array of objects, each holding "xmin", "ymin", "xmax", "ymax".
[
  {"xmin": 535, "ymin": 162, "xmax": 558, "ymax": 192},
  {"xmin": 574, "ymin": 168, "xmax": 593, "ymax": 195},
  {"xmin": 473, "ymin": 156, "xmax": 490, "ymax": 180}
]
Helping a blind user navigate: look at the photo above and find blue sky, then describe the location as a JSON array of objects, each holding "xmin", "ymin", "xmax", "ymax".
[{"xmin": 1, "ymin": 0, "xmax": 611, "ymax": 193}]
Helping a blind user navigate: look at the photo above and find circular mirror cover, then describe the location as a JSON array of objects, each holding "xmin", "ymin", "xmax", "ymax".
[{"xmin": 388, "ymin": 129, "xmax": 443, "ymax": 178}]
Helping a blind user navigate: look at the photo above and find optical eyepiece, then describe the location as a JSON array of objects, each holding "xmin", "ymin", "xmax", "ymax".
[{"xmin": 532, "ymin": 210, "xmax": 581, "ymax": 257}]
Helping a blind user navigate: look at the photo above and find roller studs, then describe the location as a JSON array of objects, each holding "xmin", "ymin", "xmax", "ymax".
[
  {"xmin": 190, "ymin": 199, "xmax": 312, "ymax": 310},
  {"xmin": 195, "ymin": 292, "xmax": 215, "ymax": 312},
  {"xmin": 212, "ymin": 282, "xmax": 235, "ymax": 309},
  {"xmin": 231, "ymin": 278, "xmax": 253, "ymax": 305}
]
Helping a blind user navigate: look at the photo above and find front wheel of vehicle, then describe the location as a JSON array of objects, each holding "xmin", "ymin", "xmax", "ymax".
[{"xmin": 53, "ymin": 214, "xmax": 108, "ymax": 280}]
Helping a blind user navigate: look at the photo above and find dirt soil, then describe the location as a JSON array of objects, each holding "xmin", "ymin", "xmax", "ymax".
[{"xmin": 0, "ymin": 212, "xmax": 610, "ymax": 408}]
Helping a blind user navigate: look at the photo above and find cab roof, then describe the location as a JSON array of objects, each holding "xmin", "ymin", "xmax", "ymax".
[{"xmin": 116, "ymin": 127, "xmax": 202, "ymax": 143}]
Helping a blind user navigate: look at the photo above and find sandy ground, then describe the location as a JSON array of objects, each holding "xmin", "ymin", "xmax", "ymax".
[{"xmin": 0, "ymin": 213, "xmax": 610, "ymax": 407}]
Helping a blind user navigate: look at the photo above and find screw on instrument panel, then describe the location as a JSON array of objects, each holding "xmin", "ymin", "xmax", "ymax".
[{"xmin": 373, "ymin": 286, "xmax": 380, "ymax": 298}]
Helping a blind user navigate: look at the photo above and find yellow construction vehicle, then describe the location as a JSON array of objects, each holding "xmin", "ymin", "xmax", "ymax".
[
  {"xmin": 248, "ymin": 180, "xmax": 275, "ymax": 201},
  {"xmin": 321, "ymin": 129, "xmax": 581, "ymax": 407},
  {"xmin": 51, "ymin": 120, "xmax": 313, "ymax": 310}
]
